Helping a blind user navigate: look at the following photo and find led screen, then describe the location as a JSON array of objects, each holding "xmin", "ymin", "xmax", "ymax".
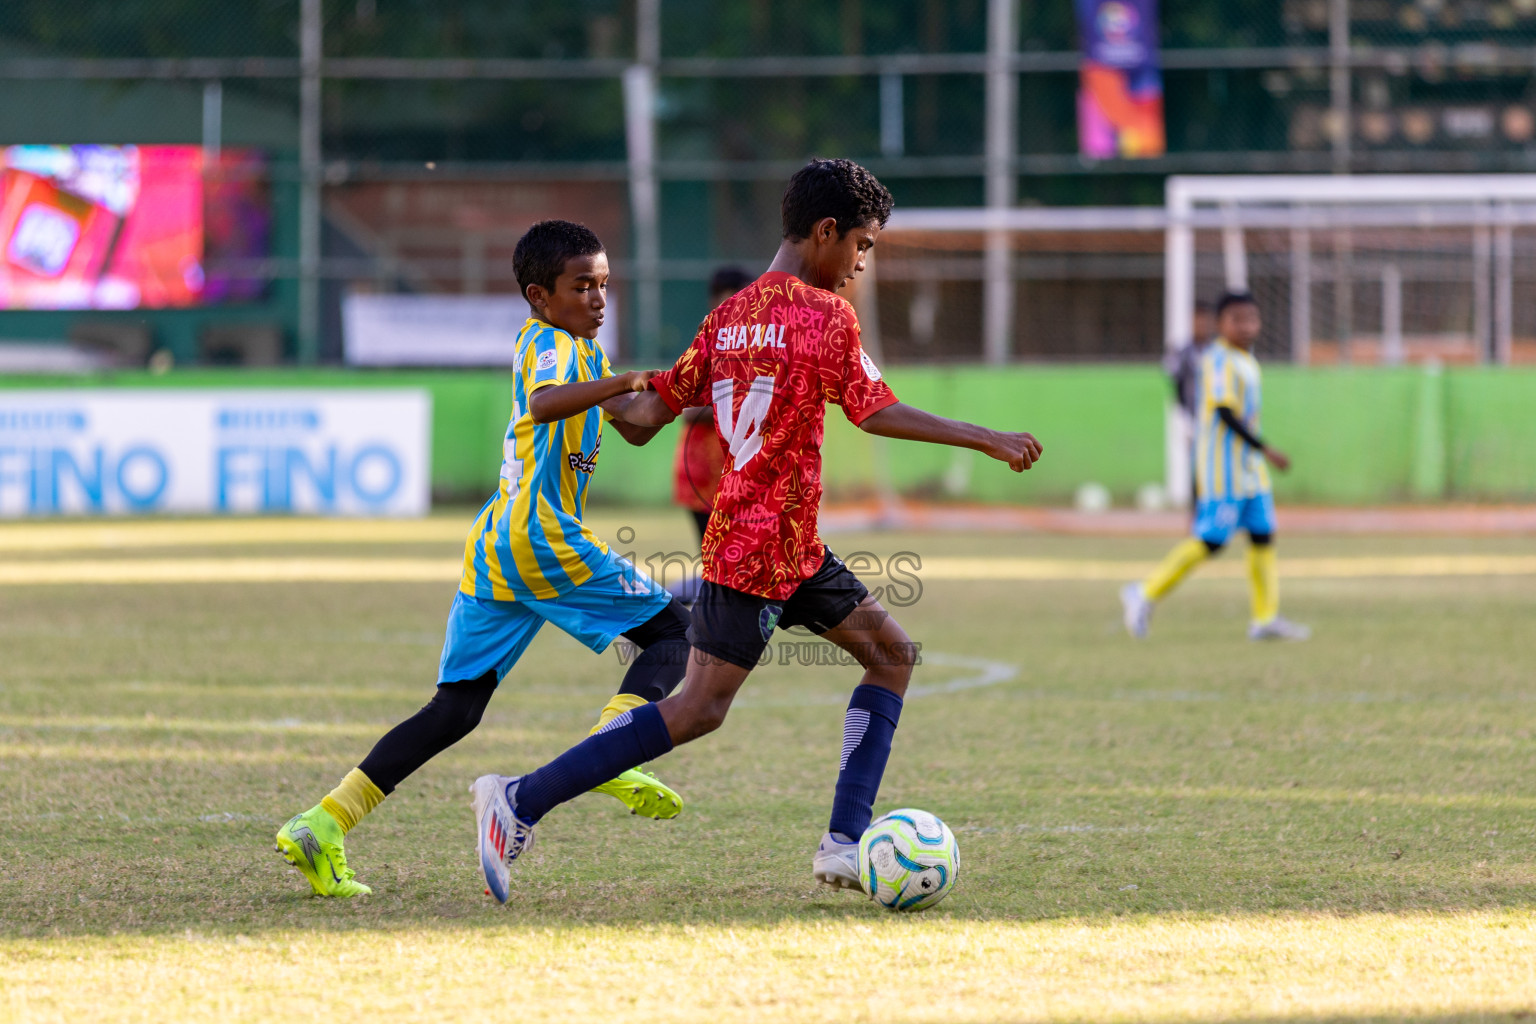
[{"xmin": 0, "ymin": 145, "xmax": 269, "ymax": 310}]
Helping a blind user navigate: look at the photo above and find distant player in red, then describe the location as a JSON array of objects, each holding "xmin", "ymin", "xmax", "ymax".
[
  {"xmin": 672, "ymin": 266, "xmax": 751, "ymax": 546},
  {"xmin": 468, "ymin": 159, "xmax": 1043, "ymax": 901}
]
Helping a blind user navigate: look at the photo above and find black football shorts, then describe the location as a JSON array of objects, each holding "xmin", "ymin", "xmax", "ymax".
[{"xmin": 688, "ymin": 546, "xmax": 870, "ymax": 669}]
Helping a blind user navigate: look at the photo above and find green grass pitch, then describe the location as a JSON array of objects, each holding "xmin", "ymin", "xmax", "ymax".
[{"xmin": 2, "ymin": 512, "xmax": 1534, "ymax": 1022}]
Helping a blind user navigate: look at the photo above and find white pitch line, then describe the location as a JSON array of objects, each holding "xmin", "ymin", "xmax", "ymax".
[
  {"xmin": 735, "ymin": 651, "xmax": 1019, "ymax": 708},
  {"xmin": 904, "ymin": 652, "xmax": 1019, "ymax": 698}
]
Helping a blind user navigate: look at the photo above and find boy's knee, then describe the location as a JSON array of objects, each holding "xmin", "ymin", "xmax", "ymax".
[
  {"xmin": 1202, "ymin": 538, "xmax": 1226, "ymax": 554},
  {"xmin": 695, "ymin": 704, "xmax": 729, "ymax": 735},
  {"xmin": 673, "ymin": 698, "xmax": 729, "ymax": 743},
  {"xmin": 1249, "ymin": 533, "xmax": 1273, "ymax": 547},
  {"xmin": 872, "ymin": 643, "xmax": 918, "ymax": 678},
  {"xmin": 623, "ymin": 597, "xmax": 690, "ymax": 649},
  {"xmin": 456, "ymin": 701, "xmax": 489, "ymax": 734},
  {"xmin": 432, "ymin": 672, "xmax": 497, "ymax": 737}
]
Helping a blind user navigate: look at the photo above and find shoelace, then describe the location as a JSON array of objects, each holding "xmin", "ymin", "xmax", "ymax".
[
  {"xmin": 501, "ymin": 824, "xmax": 530, "ymax": 867},
  {"xmin": 497, "ymin": 807, "xmax": 534, "ymax": 868}
]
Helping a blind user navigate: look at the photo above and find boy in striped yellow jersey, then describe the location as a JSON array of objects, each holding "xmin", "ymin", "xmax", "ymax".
[
  {"xmin": 275, "ymin": 221, "xmax": 691, "ymax": 897},
  {"xmin": 1121, "ymin": 291, "xmax": 1310, "ymax": 642}
]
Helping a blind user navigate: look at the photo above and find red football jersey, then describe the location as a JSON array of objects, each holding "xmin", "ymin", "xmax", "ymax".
[
  {"xmin": 671, "ymin": 410, "xmax": 724, "ymax": 513},
  {"xmin": 651, "ymin": 271, "xmax": 898, "ymax": 599}
]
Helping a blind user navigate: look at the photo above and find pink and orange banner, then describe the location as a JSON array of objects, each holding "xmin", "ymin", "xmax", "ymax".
[
  {"xmin": 1076, "ymin": 0, "xmax": 1166, "ymax": 159},
  {"xmin": 0, "ymin": 145, "xmax": 268, "ymax": 310}
]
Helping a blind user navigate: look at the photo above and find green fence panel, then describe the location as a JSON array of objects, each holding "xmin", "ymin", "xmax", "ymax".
[
  {"xmin": 1445, "ymin": 368, "xmax": 1536, "ymax": 501},
  {"xmin": 1260, "ymin": 367, "xmax": 1421, "ymax": 504},
  {"xmin": 588, "ymin": 420, "xmax": 682, "ymax": 506},
  {"xmin": 820, "ymin": 366, "xmax": 1169, "ymax": 504},
  {"xmin": 4, "ymin": 363, "xmax": 1535, "ymax": 505}
]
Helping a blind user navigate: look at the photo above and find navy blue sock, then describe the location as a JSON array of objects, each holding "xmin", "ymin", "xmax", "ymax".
[
  {"xmin": 512, "ymin": 702, "xmax": 674, "ymax": 824},
  {"xmin": 828, "ymin": 684, "xmax": 903, "ymax": 840}
]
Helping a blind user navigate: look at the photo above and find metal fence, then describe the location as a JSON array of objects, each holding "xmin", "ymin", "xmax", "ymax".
[{"xmin": 3, "ymin": 0, "xmax": 1536, "ymax": 364}]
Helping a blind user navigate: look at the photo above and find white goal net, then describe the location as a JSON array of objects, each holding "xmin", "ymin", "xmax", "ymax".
[
  {"xmin": 1166, "ymin": 174, "xmax": 1536, "ymax": 368},
  {"xmin": 1162, "ymin": 175, "xmax": 1536, "ymax": 506},
  {"xmin": 876, "ymin": 176, "xmax": 1536, "ymax": 508}
]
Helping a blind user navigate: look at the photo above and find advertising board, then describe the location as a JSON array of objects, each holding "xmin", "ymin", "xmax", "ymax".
[{"xmin": 0, "ymin": 390, "xmax": 431, "ymax": 516}]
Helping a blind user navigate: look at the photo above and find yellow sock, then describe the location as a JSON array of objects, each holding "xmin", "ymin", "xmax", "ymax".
[
  {"xmin": 1248, "ymin": 543, "xmax": 1279, "ymax": 624},
  {"xmin": 1143, "ymin": 537, "xmax": 1210, "ymax": 601},
  {"xmin": 320, "ymin": 768, "xmax": 385, "ymax": 835},
  {"xmin": 590, "ymin": 693, "xmax": 647, "ymax": 735}
]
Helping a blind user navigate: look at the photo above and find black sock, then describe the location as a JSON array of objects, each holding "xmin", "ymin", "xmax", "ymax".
[
  {"xmin": 618, "ymin": 598, "xmax": 691, "ymax": 703},
  {"xmin": 357, "ymin": 674, "xmax": 496, "ymax": 794}
]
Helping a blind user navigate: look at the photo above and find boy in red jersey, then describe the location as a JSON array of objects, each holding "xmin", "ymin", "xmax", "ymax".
[{"xmin": 469, "ymin": 159, "xmax": 1043, "ymax": 901}]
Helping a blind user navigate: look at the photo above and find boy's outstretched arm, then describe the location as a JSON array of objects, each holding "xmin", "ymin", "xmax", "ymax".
[
  {"xmin": 528, "ymin": 370, "xmax": 659, "ymax": 424},
  {"xmin": 858, "ymin": 403, "xmax": 1043, "ymax": 472},
  {"xmin": 602, "ymin": 414, "xmax": 664, "ymax": 447},
  {"xmin": 1215, "ymin": 406, "xmax": 1290, "ymax": 471},
  {"xmin": 591, "ymin": 388, "xmax": 684, "ymax": 446},
  {"xmin": 602, "ymin": 388, "xmax": 680, "ymax": 428}
]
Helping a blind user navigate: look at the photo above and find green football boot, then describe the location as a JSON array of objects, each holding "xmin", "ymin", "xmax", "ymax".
[
  {"xmin": 274, "ymin": 805, "xmax": 372, "ymax": 897},
  {"xmin": 591, "ymin": 768, "xmax": 684, "ymax": 820}
]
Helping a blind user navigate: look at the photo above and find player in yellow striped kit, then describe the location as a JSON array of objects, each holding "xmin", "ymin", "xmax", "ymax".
[
  {"xmin": 274, "ymin": 221, "xmax": 689, "ymax": 898},
  {"xmin": 1121, "ymin": 291, "xmax": 1310, "ymax": 641}
]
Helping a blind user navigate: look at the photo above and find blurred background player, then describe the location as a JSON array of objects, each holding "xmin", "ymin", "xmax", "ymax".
[
  {"xmin": 667, "ymin": 266, "xmax": 751, "ymax": 603},
  {"xmin": 1120, "ymin": 290, "xmax": 1309, "ymax": 642},
  {"xmin": 274, "ymin": 221, "xmax": 691, "ymax": 898},
  {"xmin": 1165, "ymin": 299, "xmax": 1215, "ymax": 512}
]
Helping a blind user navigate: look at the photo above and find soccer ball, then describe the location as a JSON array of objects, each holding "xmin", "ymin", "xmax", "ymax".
[{"xmin": 858, "ymin": 808, "xmax": 959, "ymax": 911}]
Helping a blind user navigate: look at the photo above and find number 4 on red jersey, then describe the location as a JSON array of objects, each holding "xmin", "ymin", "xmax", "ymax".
[{"xmin": 712, "ymin": 375, "xmax": 776, "ymax": 468}]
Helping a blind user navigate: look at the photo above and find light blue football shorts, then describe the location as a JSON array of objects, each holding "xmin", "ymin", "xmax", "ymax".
[
  {"xmin": 437, "ymin": 550, "xmax": 670, "ymax": 685},
  {"xmin": 1193, "ymin": 492, "xmax": 1277, "ymax": 547}
]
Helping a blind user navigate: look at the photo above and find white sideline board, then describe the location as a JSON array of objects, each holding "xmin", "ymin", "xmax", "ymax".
[
  {"xmin": 0, "ymin": 389, "xmax": 431, "ymax": 517},
  {"xmin": 342, "ymin": 294, "xmax": 619, "ymax": 367}
]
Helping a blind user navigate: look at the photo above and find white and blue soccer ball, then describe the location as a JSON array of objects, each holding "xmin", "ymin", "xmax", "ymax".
[{"xmin": 858, "ymin": 808, "xmax": 959, "ymax": 912}]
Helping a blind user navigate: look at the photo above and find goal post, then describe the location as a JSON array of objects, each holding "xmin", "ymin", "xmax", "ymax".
[
  {"xmin": 1166, "ymin": 174, "xmax": 1536, "ymax": 367},
  {"xmin": 1164, "ymin": 174, "xmax": 1536, "ymax": 505},
  {"xmin": 859, "ymin": 177, "xmax": 1536, "ymax": 511}
]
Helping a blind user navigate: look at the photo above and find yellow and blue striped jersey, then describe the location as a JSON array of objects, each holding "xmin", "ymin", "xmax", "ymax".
[
  {"xmin": 459, "ymin": 318, "xmax": 614, "ymax": 601},
  {"xmin": 1195, "ymin": 338, "xmax": 1272, "ymax": 501}
]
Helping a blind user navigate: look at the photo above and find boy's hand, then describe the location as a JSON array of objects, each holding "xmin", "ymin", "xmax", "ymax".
[
  {"xmin": 531, "ymin": 370, "xmax": 664, "ymax": 424},
  {"xmin": 1265, "ymin": 448, "xmax": 1291, "ymax": 472},
  {"xmin": 617, "ymin": 369, "xmax": 661, "ymax": 393},
  {"xmin": 985, "ymin": 431, "xmax": 1043, "ymax": 472}
]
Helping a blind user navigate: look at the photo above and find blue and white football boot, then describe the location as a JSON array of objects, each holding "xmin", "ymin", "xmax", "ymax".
[
  {"xmin": 470, "ymin": 774, "xmax": 536, "ymax": 904},
  {"xmin": 1120, "ymin": 582, "xmax": 1152, "ymax": 639},
  {"xmin": 811, "ymin": 832, "xmax": 864, "ymax": 892}
]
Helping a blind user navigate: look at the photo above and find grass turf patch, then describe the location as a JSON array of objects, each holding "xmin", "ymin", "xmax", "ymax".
[
  {"xmin": 7, "ymin": 912, "xmax": 1536, "ymax": 1023},
  {"xmin": 1, "ymin": 512, "xmax": 1534, "ymax": 1021}
]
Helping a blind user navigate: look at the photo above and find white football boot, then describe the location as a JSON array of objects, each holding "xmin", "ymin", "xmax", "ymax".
[
  {"xmin": 471, "ymin": 774, "xmax": 536, "ymax": 904},
  {"xmin": 1248, "ymin": 616, "xmax": 1312, "ymax": 641},
  {"xmin": 812, "ymin": 832, "xmax": 864, "ymax": 892},
  {"xmin": 1120, "ymin": 582, "xmax": 1152, "ymax": 639}
]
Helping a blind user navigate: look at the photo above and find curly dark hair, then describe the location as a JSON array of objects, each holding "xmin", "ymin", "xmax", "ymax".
[
  {"xmin": 780, "ymin": 158, "xmax": 894, "ymax": 241},
  {"xmin": 708, "ymin": 265, "xmax": 754, "ymax": 299},
  {"xmin": 1215, "ymin": 289, "xmax": 1258, "ymax": 317},
  {"xmin": 513, "ymin": 219, "xmax": 605, "ymax": 301}
]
